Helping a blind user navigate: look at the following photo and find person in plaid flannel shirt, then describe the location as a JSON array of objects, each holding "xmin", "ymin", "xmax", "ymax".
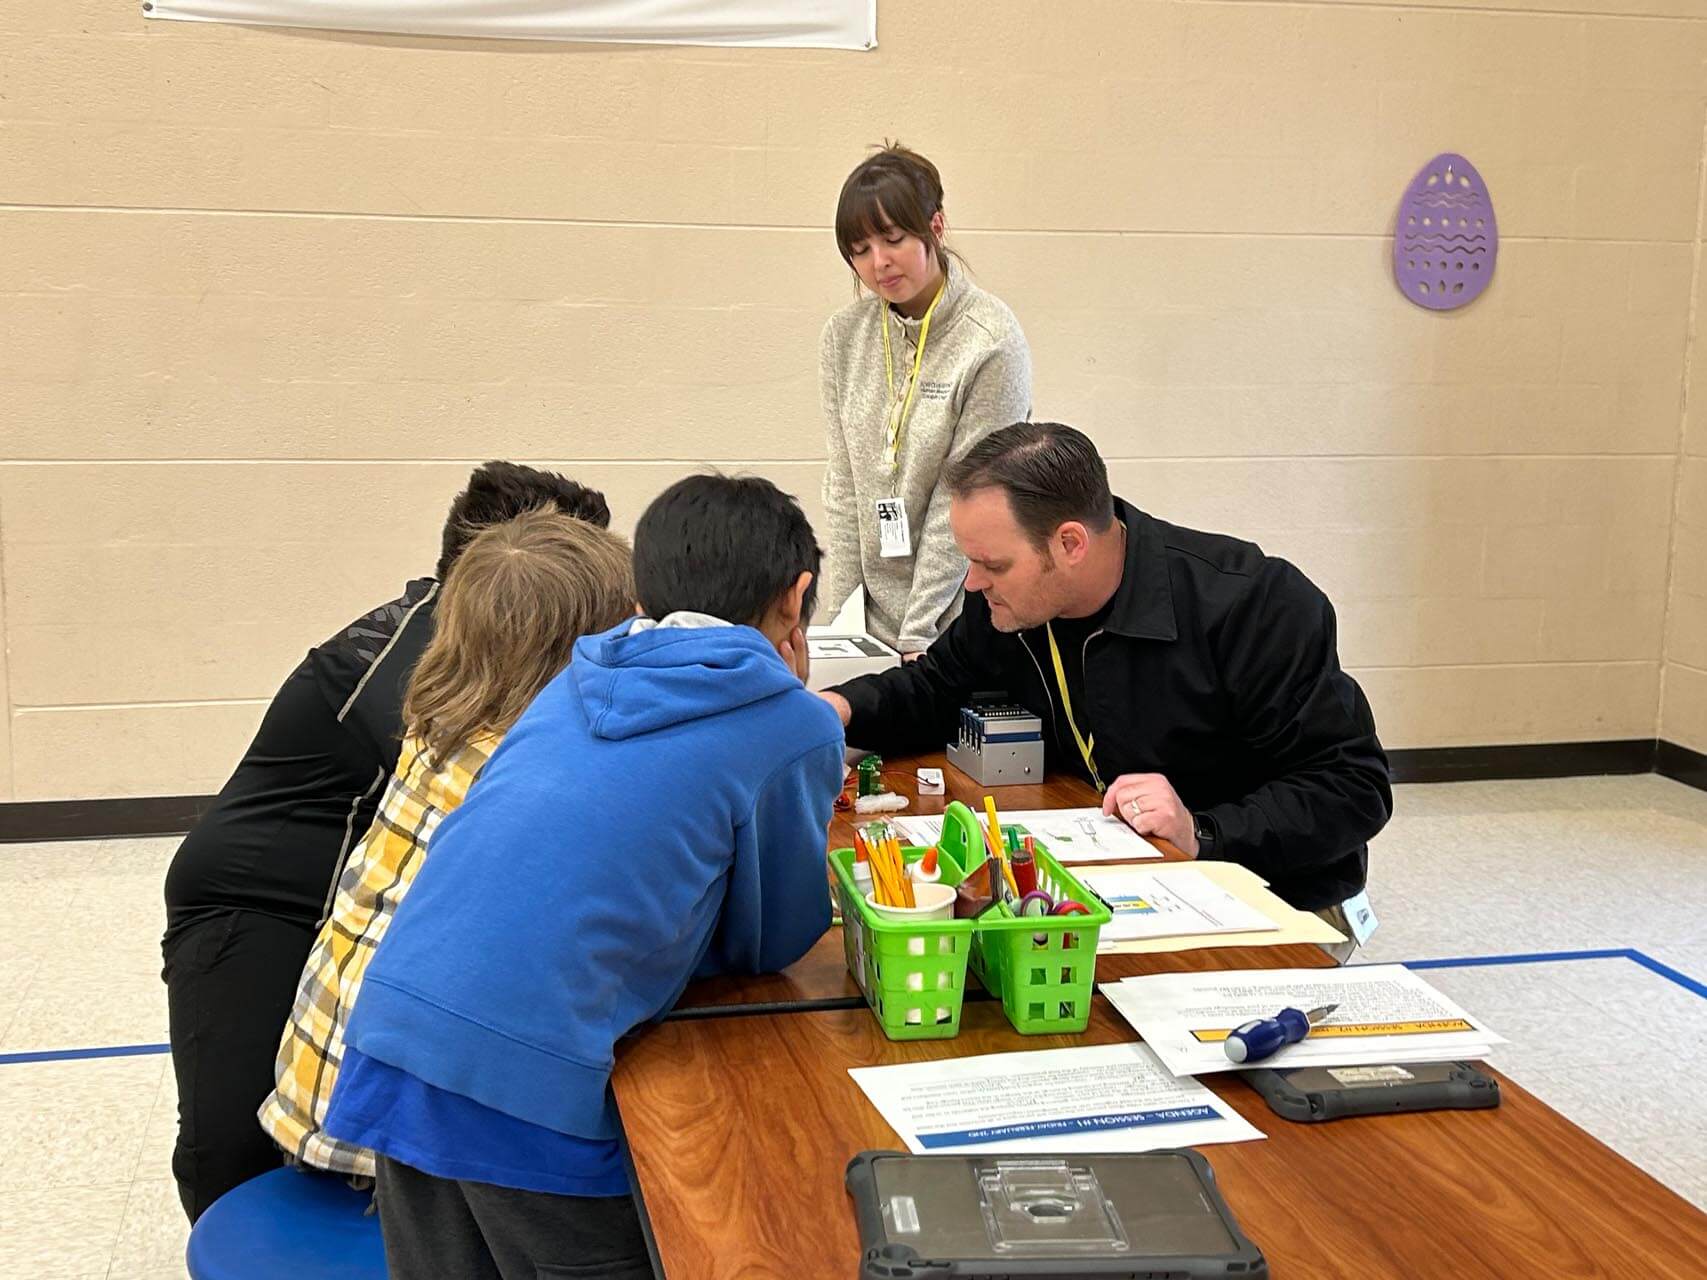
[{"xmin": 258, "ymin": 508, "xmax": 635, "ymax": 1180}]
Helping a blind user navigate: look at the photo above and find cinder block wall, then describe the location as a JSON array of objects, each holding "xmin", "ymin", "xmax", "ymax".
[
  {"xmin": 1664, "ymin": 272, "xmax": 1707, "ymax": 752},
  {"xmin": 1, "ymin": 0, "xmax": 1704, "ymax": 798}
]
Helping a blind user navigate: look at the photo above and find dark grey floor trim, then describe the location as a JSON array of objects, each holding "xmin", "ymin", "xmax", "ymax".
[
  {"xmin": 1656, "ymin": 740, "xmax": 1707, "ymax": 793},
  {"xmin": 2, "ymin": 739, "xmax": 1703, "ymax": 844},
  {"xmin": 0, "ymin": 794, "xmax": 214, "ymax": 844},
  {"xmin": 1388, "ymin": 739, "xmax": 1657, "ymax": 785}
]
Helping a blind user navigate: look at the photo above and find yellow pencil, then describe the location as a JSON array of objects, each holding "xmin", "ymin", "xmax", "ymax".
[
  {"xmin": 982, "ymin": 795, "xmax": 1017, "ymax": 900},
  {"xmin": 866, "ymin": 837, "xmax": 890, "ymax": 903},
  {"xmin": 891, "ymin": 836, "xmax": 915, "ymax": 908},
  {"xmin": 886, "ymin": 841, "xmax": 911, "ymax": 908},
  {"xmin": 872, "ymin": 847, "xmax": 901, "ymax": 906}
]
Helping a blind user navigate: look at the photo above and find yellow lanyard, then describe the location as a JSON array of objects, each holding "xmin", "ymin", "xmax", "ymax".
[
  {"xmin": 879, "ymin": 280, "xmax": 946, "ymax": 479},
  {"xmin": 1045, "ymin": 622, "xmax": 1104, "ymax": 793}
]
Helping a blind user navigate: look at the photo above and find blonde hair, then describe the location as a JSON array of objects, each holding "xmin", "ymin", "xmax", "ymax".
[{"xmin": 404, "ymin": 507, "xmax": 635, "ymax": 761}]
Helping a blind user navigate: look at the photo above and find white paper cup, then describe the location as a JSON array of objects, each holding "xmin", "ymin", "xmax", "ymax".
[{"xmin": 866, "ymin": 881, "xmax": 956, "ymax": 922}]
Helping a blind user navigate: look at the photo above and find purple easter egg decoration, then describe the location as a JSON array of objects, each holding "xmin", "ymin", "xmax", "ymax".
[{"xmin": 1394, "ymin": 153, "xmax": 1496, "ymax": 311}]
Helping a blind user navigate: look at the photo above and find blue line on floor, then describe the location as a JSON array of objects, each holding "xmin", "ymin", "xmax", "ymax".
[
  {"xmin": 1405, "ymin": 948, "xmax": 1706, "ymax": 1001},
  {"xmin": 3, "ymin": 952, "xmax": 1701, "ymax": 1067},
  {"xmin": 0, "ymin": 1042, "xmax": 169, "ymax": 1066},
  {"xmin": 1625, "ymin": 951, "xmax": 1707, "ymax": 1001},
  {"xmin": 1406, "ymin": 948, "xmax": 1633, "ymax": 970}
]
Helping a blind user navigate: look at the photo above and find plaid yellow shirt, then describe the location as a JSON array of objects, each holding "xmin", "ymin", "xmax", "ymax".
[{"xmin": 258, "ymin": 732, "xmax": 498, "ymax": 1176}]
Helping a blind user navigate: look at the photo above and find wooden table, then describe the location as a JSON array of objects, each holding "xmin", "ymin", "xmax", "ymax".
[
  {"xmin": 619, "ymin": 999, "xmax": 1707, "ymax": 1279},
  {"xmin": 621, "ymin": 754, "xmax": 1707, "ymax": 1277}
]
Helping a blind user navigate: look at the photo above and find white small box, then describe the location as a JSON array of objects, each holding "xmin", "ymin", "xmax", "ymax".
[{"xmin": 806, "ymin": 591, "xmax": 900, "ymax": 691}]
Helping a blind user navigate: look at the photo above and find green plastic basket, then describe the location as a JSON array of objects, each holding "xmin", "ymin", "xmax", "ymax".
[
  {"xmin": 830, "ymin": 802, "xmax": 1112, "ymax": 1040},
  {"xmin": 963, "ymin": 846, "xmax": 1111, "ymax": 1035},
  {"xmin": 828, "ymin": 807, "xmax": 978, "ymax": 1040},
  {"xmin": 829, "ymin": 848, "xmax": 970, "ymax": 1039}
]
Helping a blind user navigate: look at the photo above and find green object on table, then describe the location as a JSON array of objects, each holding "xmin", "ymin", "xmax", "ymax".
[
  {"xmin": 828, "ymin": 801, "xmax": 1112, "ymax": 1041},
  {"xmin": 856, "ymin": 754, "xmax": 883, "ymax": 797}
]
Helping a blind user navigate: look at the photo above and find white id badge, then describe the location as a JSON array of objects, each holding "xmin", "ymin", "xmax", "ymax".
[
  {"xmin": 876, "ymin": 497, "xmax": 911, "ymax": 558},
  {"xmin": 1340, "ymin": 889, "xmax": 1379, "ymax": 945}
]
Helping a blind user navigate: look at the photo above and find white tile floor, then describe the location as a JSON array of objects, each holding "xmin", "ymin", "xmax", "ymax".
[{"xmin": 1, "ymin": 775, "xmax": 1704, "ymax": 1277}]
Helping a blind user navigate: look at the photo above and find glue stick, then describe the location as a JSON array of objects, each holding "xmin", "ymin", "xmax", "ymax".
[
  {"xmin": 909, "ymin": 846, "xmax": 942, "ymax": 886},
  {"xmin": 851, "ymin": 834, "xmax": 875, "ymax": 899}
]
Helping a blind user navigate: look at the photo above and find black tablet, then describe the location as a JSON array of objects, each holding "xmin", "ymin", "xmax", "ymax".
[
  {"xmin": 845, "ymin": 1149, "xmax": 1266, "ymax": 1278},
  {"xmin": 1243, "ymin": 1060, "xmax": 1501, "ymax": 1123}
]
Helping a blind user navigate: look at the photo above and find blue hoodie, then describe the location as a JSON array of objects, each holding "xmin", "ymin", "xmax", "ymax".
[{"xmin": 335, "ymin": 620, "xmax": 843, "ymax": 1158}]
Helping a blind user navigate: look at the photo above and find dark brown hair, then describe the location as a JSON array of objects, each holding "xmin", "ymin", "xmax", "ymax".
[
  {"xmin": 947, "ymin": 422, "xmax": 1116, "ymax": 549},
  {"xmin": 405, "ymin": 508, "xmax": 635, "ymax": 760},
  {"xmin": 436, "ymin": 461, "xmax": 611, "ymax": 581},
  {"xmin": 632, "ymin": 474, "xmax": 821, "ymax": 627},
  {"xmin": 834, "ymin": 142, "xmax": 950, "ymax": 273}
]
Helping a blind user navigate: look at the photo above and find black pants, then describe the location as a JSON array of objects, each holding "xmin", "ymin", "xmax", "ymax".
[
  {"xmin": 376, "ymin": 1154, "xmax": 653, "ymax": 1280},
  {"xmin": 162, "ymin": 908, "xmax": 317, "ymax": 1221}
]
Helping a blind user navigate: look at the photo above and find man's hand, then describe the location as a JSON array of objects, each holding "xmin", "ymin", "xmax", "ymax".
[
  {"xmin": 1101, "ymin": 773, "xmax": 1198, "ymax": 856},
  {"xmin": 818, "ymin": 689, "xmax": 853, "ymax": 727},
  {"xmin": 900, "ymin": 651, "xmax": 925, "ymax": 664}
]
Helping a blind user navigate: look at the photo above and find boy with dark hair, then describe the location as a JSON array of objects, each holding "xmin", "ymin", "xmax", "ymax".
[
  {"xmin": 162, "ymin": 460, "xmax": 611, "ymax": 1221},
  {"xmin": 322, "ymin": 474, "xmax": 844, "ymax": 1279}
]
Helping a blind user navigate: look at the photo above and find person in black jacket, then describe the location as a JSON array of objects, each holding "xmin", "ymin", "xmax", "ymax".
[
  {"xmin": 818, "ymin": 421, "xmax": 1391, "ymax": 912},
  {"xmin": 161, "ymin": 461, "xmax": 614, "ymax": 1222}
]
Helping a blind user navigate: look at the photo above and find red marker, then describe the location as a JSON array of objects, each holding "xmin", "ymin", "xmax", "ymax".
[{"xmin": 1011, "ymin": 835, "xmax": 1038, "ymax": 897}]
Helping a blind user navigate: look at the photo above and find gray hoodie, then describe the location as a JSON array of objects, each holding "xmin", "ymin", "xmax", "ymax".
[{"xmin": 817, "ymin": 259, "xmax": 1032, "ymax": 651}]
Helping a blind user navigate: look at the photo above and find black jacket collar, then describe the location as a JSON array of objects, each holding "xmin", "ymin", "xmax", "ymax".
[{"xmin": 1092, "ymin": 498, "xmax": 1178, "ymax": 642}]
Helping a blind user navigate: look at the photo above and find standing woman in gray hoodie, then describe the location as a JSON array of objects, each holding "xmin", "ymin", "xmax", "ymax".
[{"xmin": 817, "ymin": 144, "xmax": 1033, "ymax": 658}]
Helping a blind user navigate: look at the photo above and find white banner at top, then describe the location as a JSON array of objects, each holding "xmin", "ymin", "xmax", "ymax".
[{"xmin": 144, "ymin": 0, "xmax": 877, "ymax": 50}]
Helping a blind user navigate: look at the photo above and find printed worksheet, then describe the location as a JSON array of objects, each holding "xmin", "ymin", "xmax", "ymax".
[
  {"xmin": 809, "ymin": 636, "xmax": 889, "ymax": 659},
  {"xmin": 891, "ymin": 809, "xmax": 1164, "ymax": 861},
  {"xmin": 849, "ymin": 1042, "xmax": 1265, "ymax": 1154},
  {"xmin": 1079, "ymin": 866, "xmax": 1279, "ymax": 943},
  {"xmin": 1102, "ymin": 965, "xmax": 1504, "ymax": 1076}
]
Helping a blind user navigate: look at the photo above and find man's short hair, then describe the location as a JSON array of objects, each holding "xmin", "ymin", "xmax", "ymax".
[
  {"xmin": 632, "ymin": 475, "xmax": 821, "ymax": 628},
  {"xmin": 438, "ymin": 462, "xmax": 612, "ymax": 579},
  {"xmin": 947, "ymin": 422, "xmax": 1115, "ymax": 547}
]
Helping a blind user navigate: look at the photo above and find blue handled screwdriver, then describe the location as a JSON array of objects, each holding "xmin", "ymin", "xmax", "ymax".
[{"xmin": 1224, "ymin": 1004, "xmax": 1339, "ymax": 1064}]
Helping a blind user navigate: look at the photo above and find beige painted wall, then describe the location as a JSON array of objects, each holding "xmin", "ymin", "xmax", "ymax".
[
  {"xmin": 1, "ymin": 0, "xmax": 1705, "ymax": 800},
  {"xmin": 1663, "ymin": 206, "xmax": 1707, "ymax": 753}
]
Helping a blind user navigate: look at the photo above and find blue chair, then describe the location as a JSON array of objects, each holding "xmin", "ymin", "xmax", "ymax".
[{"xmin": 186, "ymin": 1167, "xmax": 387, "ymax": 1279}]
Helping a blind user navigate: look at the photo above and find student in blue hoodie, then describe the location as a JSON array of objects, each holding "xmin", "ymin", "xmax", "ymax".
[{"xmin": 321, "ymin": 474, "xmax": 845, "ymax": 1279}]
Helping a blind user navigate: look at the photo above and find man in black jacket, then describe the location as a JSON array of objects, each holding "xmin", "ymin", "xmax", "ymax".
[
  {"xmin": 819, "ymin": 422, "xmax": 1391, "ymax": 912},
  {"xmin": 162, "ymin": 461, "xmax": 613, "ymax": 1221}
]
